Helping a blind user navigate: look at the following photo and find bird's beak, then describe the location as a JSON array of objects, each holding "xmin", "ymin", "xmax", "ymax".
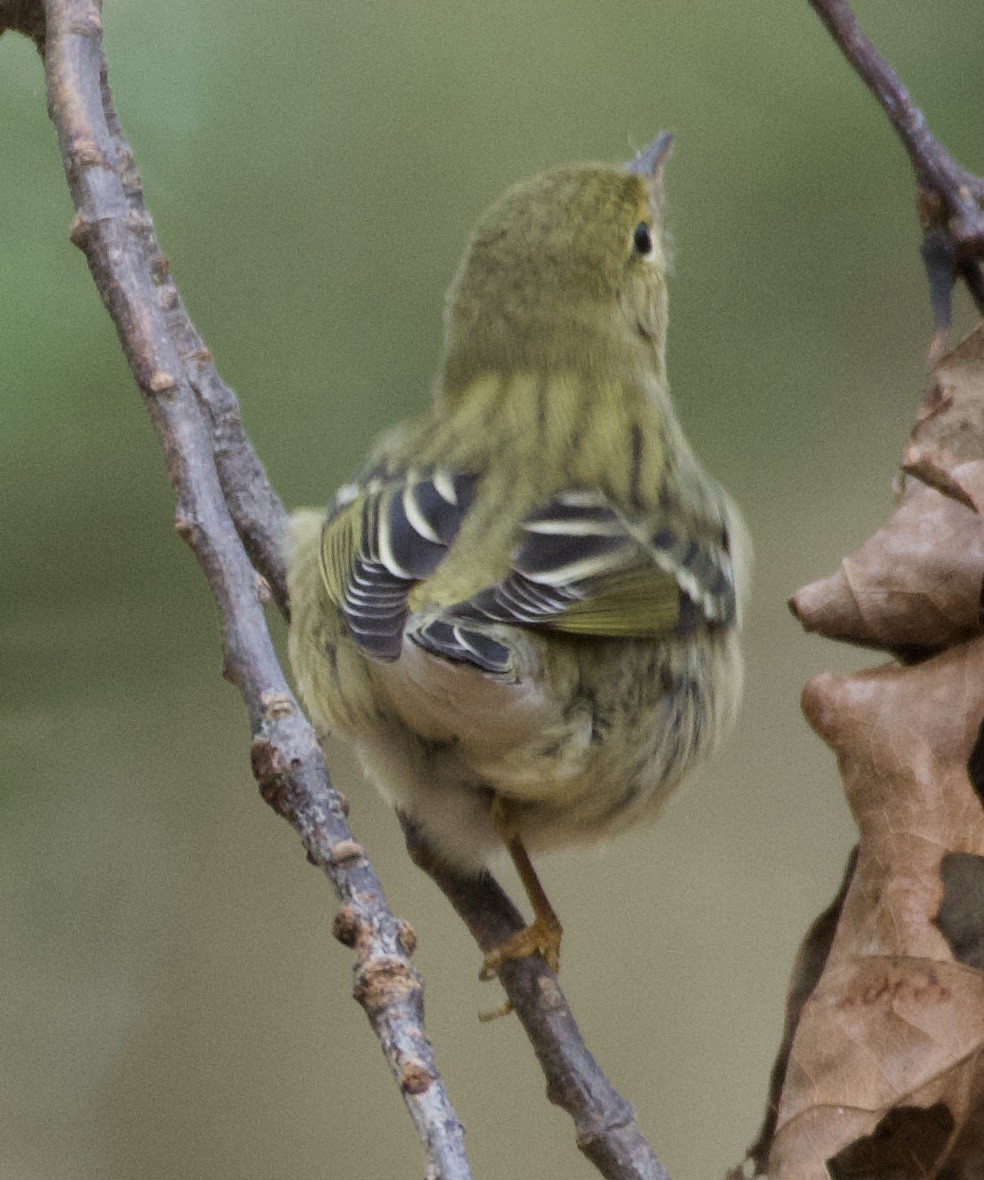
[{"xmin": 626, "ymin": 132, "xmax": 673, "ymax": 179}]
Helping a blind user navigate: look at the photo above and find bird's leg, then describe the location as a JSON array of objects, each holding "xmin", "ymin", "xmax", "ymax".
[{"xmin": 479, "ymin": 798, "xmax": 563, "ymax": 988}]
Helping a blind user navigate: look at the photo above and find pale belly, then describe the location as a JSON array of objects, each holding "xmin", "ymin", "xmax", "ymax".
[{"xmin": 354, "ymin": 627, "xmax": 743, "ymax": 870}]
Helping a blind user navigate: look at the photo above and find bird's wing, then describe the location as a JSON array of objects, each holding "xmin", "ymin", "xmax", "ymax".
[
  {"xmin": 318, "ymin": 470, "xmax": 479, "ymax": 662},
  {"xmin": 321, "ymin": 475, "xmax": 735, "ymax": 673},
  {"xmin": 438, "ymin": 489, "xmax": 735, "ymax": 643}
]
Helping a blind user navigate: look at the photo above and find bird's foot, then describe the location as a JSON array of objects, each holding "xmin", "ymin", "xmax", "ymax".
[
  {"xmin": 479, "ymin": 911, "xmax": 562, "ymax": 982},
  {"xmin": 477, "ymin": 803, "xmax": 563, "ymax": 1020},
  {"xmin": 477, "ymin": 913, "xmax": 562, "ymax": 1022}
]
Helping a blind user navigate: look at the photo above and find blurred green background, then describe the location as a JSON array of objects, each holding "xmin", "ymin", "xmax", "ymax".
[{"xmin": 2, "ymin": 2, "xmax": 981, "ymax": 1176}]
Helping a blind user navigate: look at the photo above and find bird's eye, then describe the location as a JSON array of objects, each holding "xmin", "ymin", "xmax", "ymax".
[{"xmin": 633, "ymin": 222, "xmax": 654, "ymax": 256}]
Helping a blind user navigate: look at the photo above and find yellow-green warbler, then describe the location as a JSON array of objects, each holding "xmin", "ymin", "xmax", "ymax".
[{"xmin": 288, "ymin": 134, "xmax": 748, "ymax": 995}]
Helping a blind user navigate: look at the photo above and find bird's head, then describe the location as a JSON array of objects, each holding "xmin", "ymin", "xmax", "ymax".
[{"xmin": 441, "ymin": 134, "xmax": 673, "ymax": 393}]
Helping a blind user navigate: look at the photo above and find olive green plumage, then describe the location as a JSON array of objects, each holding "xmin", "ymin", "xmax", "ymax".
[{"xmin": 287, "ymin": 142, "xmax": 749, "ymax": 871}]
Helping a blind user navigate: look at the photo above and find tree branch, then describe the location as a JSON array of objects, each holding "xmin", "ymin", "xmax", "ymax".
[
  {"xmin": 37, "ymin": 2, "xmax": 469, "ymax": 1175},
  {"xmin": 0, "ymin": 0, "xmax": 44, "ymax": 41},
  {"xmin": 403, "ymin": 820, "xmax": 669, "ymax": 1180},
  {"xmin": 13, "ymin": 1, "xmax": 669, "ymax": 1175},
  {"xmin": 98, "ymin": 83, "xmax": 293, "ymax": 616},
  {"xmin": 808, "ymin": 0, "xmax": 984, "ymax": 331}
]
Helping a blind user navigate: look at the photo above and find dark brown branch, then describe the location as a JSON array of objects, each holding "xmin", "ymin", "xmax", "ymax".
[
  {"xmin": 39, "ymin": 2, "xmax": 469, "ymax": 1175},
  {"xmin": 0, "ymin": 0, "xmax": 44, "ymax": 41},
  {"xmin": 403, "ymin": 820, "xmax": 669, "ymax": 1180},
  {"xmin": 808, "ymin": 0, "xmax": 984, "ymax": 325}
]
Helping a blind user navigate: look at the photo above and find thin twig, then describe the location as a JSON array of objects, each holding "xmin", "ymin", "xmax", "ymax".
[
  {"xmin": 808, "ymin": 0, "xmax": 984, "ymax": 324},
  {"xmin": 403, "ymin": 821, "xmax": 670, "ymax": 1180},
  {"xmin": 38, "ymin": 3, "xmax": 470, "ymax": 1175},
  {"xmin": 807, "ymin": 0, "xmax": 984, "ymax": 242},
  {"xmin": 100, "ymin": 86, "xmax": 292, "ymax": 616}
]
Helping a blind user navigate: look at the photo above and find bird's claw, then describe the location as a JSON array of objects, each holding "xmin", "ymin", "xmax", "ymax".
[{"xmin": 478, "ymin": 913, "xmax": 563, "ymax": 982}]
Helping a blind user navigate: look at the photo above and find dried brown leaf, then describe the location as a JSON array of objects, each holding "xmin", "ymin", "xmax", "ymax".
[
  {"xmin": 912, "ymin": 321, "xmax": 984, "ymax": 464},
  {"xmin": 791, "ymin": 320, "xmax": 984, "ymax": 654},
  {"xmin": 745, "ymin": 850, "xmax": 858, "ymax": 1176},
  {"xmin": 766, "ymin": 638, "xmax": 984, "ymax": 1178},
  {"xmin": 789, "ymin": 460, "xmax": 984, "ymax": 653}
]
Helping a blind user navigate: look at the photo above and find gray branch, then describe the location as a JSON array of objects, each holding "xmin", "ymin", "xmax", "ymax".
[
  {"xmin": 3, "ymin": 0, "xmax": 670, "ymax": 1176},
  {"xmin": 807, "ymin": 0, "xmax": 984, "ymax": 327},
  {"xmin": 404, "ymin": 820, "xmax": 669, "ymax": 1180},
  {"xmin": 34, "ymin": 1, "xmax": 470, "ymax": 1175}
]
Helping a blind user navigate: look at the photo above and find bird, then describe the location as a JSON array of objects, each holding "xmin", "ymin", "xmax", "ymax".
[{"xmin": 286, "ymin": 133, "xmax": 748, "ymax": 1008}]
